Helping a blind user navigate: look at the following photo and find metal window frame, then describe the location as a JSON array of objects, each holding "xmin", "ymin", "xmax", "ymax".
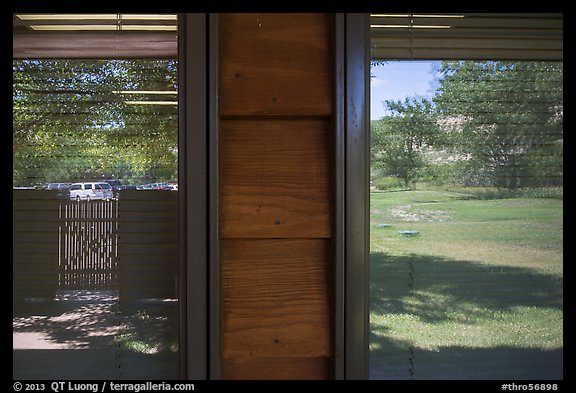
[
  {"xmin": 12, "ymin": 12, "xmax": 213, "ymax": 380},
  {"xmin": 208, "ymin": 13, "xmax": 221, "ymax": 380},
  {"xmin": 178, "ymin": 13, "xmax": 209, "ymax": 380},
  {"xmin": 179, "ymin": 12, "xmax": 370, "ymax": 380},
  {"xmin": 337, "ymin": 12, "xmax": 371, "ymax": 380},
  {"xmin": 178, "ymin": 11, "xmax": 564, "ymax": 381}
]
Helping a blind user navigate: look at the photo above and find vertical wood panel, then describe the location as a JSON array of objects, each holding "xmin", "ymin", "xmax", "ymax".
[
  {"xmin": 219, "ymin": 13, "xmax": 334, "ymax": 380},
  {"xmin": 220, "ymin": 13, "xmax": 332, "ymax": 117},
  {"xmin": 58, "ymin": 199, "xmax": 118, "ymax": 290},
  {"xmin": 222, "ymin": 357, "xmax": 331, "ymax": 380},
  {"xmin": 221, "ymin": 239, "xmax": 331, "ymax": 358},
  {"xmin": 220, "ymin": 119, "xmax": 332, "ymax": 239}
]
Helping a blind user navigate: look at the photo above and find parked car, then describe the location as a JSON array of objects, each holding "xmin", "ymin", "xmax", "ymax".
[
  {"xmin": 69, "ymin": 182, "xmax": 113, "ymax": 201},
  {"xmin": 44, "ymin": 182, "xmax": 72, "ymax": 200},
  {"xmin": 104, "ymin": 179, "xmax": 123, "ymax": 199},
  {"xmin": 137, "ymin": 182, "xmax": 173, "ymax": 190}
]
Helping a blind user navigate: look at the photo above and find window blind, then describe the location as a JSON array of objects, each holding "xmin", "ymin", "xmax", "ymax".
[
  {"xmin": 370, "ymin": 13, "xmax": 563, "ymax": 60},
  {"xmin": 13, "ymin": 13, "xmax": 178, "ymax": 59},
  {"xmin": 13, "ymin": 15, "xmax": 180, "ymax": 378}
]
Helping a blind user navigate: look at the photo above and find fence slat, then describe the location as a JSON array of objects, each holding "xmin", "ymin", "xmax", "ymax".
[{"xmin": 58, "ymin": 199, "xmax": 118, "ymax": 290}]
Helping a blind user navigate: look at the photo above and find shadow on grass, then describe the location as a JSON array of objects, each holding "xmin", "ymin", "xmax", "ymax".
[
  {"xmin": 371, "ymin": 253, "xmax": 563, "ymax": 321},
  {"xmin": 370, "ymin": 252, "xmax": 563, "ymax": 380},
  {"xmin": 370, "ymin": 335, "xmax": 563, "ymax": 380}
]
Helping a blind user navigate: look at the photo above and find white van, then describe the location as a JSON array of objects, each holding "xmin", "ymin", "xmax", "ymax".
[{"xmin": 69, "ymin": 182, "xmax": 113, "ymax": 201}]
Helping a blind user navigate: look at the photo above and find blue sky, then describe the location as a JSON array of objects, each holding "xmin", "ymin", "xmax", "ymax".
[{"xmin": 370, "ymin": 61, "xmax": 441, "ymax": 120}]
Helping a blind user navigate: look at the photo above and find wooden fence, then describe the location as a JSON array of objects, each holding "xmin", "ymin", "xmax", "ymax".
[
  {"xmin": 14, "ymin": 190, "xmax": 178, "ymax": 303},
  {"xmin": 117, "ymin": 190, "xmax": 178, "ymax": 302},
  {"xmin": 58, "ymin": 199, "xmax": 118, "ymax": 290},
  {"xmin": 14, "ymin": 190, "xmax": 59, "ymax": 301}
]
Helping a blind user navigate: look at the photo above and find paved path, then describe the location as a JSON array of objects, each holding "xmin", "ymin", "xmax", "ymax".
[{"xmin": 13, "ymin": 291, "xmax": 177, "ymax": 380}]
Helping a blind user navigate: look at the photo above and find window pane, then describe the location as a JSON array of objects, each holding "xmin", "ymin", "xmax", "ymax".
[
  {"xmin": 370, "ymin": 60, "xmax": 563, "ymax": 379},
  {"xmin": 13, "ymin": 56, "xmax": 179, "ymax": 379}
]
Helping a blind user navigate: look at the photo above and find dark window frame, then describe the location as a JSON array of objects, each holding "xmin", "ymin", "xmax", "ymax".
[
  {"xmin": 366, "ymin": 12, "xmax": 563, "ymax": 381},
  {"xmin": 187, "ymin": 14, "xmax": 370, "ymax": 379},
  {"xmin": 11, "ymin": 12, "xmax": 372, "ymax": 380},
  {"xmin": 341, "ymin": 13, "xmax": 370, "ymax": 380},
  {"xmin": 178, "ymin": 13, "xmax": 210, "ymax": 379},
  {"xmin": 203, "ymin": 13, "xmax": 371, "ymax": 380}
]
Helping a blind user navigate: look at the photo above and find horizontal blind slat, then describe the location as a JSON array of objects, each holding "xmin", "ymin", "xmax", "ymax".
[{"xmin": 371, "ymin": 13, "xmax": 563, "ymax": 60}]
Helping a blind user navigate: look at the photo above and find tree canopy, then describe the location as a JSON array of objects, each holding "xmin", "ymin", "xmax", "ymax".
[
  {"xmin": 14, "ymin": 59, "xmax": 563, "ymax": 190},
  {"xmin": 13, "ymin": 59, "xmax": 178, "ymax": 187},
  {"xmin": 371, "ymin": 60, "xmax": 563, "ymax": 190},
  {"xmin": 371, "ymin": 97, "xmax": 438, "ymax": 189}
]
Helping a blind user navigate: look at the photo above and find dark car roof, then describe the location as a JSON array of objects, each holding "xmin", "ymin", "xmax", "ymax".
[{"xmin": 46, "ymin": 183, "xmax": 71, "ymax": 190}]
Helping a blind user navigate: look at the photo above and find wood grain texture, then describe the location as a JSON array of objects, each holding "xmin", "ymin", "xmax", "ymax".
[
  {"xmin": 118, "ymin": 191, "xmax": 178, "ymax": 300},
  {"xmin": 220, "ymin": 13, "xmax": 333, "ymax": 117},
  {"xmin": 13, "ymin": 33, "xmax": 177, "ymax": 59},
  {"xmin": 13, "ymin": 191, "xmax": 60, "ymax": 300},
  {"xmin": 221, "ymin": 239, "xmax": 331, "ymax": 358},
  {"xmin": 220, "ymin": 119, "xmax": 332, "ymax": 239},
  {"xmin": 218, "ymin": 13, "xmax": 335, "ymax": 380},
  {"xmin": 221, "ymin": 356, "xmax": 331, "ymax": 380}
]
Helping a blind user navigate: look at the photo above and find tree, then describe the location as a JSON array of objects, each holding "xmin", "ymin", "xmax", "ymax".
[
  {"xmin": 433, "ymin": 61, "xmax": 563, "ymax": 189},
  {"xmin": 371, "ymin": 97, "xmax": 438, "ymax": 189},
  {"xmin": 13, "ymin": 59, "xmax": 178, "ymax": 186}
]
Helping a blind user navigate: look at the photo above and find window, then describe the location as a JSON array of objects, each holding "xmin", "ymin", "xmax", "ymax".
[
  {"xmin": 13, "ymin": 14, "xmax": 181, "ymax": 379},
  {"xmin": 13, "ymin": 12, "xmax": 561, "ymax": 381},
  {"xmin": 369, "ymin": 14, "xmax": 563, "ymax": 380}
]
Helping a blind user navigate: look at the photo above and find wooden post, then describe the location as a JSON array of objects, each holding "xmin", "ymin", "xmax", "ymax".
[{"xmin": 218, "ymin": 13, "xmax": 335, "ymax": 379}]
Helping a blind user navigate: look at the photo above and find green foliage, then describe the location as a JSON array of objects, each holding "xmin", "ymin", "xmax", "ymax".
[
  {"xmin": 371, "ymin": 98, "xmax": 438, "ymax": 189},
  {"xmin": 371, "ymin": 61, "xmax": 563, "ymax": 191},
  {"xmin": 372, "ymin": 176, "xmax": 405, "ymax": 191},
  {"xmin": 13, "ymin": 60, "xmax": 178, "ymax": 186},
  {"xmin": 433, "ymin": 61, "xmax": 563, "ymax": 189},
  {"xmin": 370, "ymin": 190, "xmax": 563, "ymax": 362}
]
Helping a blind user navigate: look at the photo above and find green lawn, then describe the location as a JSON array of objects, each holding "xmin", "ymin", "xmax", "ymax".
[{"xmin": 369, "ymin": 189, "xmax": 563, "ymax": 379}]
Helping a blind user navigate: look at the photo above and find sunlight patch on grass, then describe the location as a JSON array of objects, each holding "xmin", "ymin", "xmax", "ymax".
[
  {"xmin": 410, "ymin": 240, "xmax": 563, "ymax": 275},
  {"xmin": 370, "ymin": 189, "xmax": 563, "ymax": 359},
  {"xmin": 114, "ymin": 308, "xmax": 178, "ymax": 355},
  {"xmin": 116, "ymin": 331, "xmax": 161, "ymax": 354},
  {"xmin": 371, "ymin": 305, "xmax": 562, "ymax": 352}
]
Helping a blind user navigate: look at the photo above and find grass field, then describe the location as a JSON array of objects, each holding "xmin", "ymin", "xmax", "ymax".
[{"xmin": 369, "ymin": 189, "xmax": 563, "ymax": 379}]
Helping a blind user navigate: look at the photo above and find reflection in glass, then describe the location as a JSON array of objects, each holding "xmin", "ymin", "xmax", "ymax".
[
  {"xmin": 13, "ymin": 59, "xmax": 179, "ymax": 379},
  {"xmin": 369, "ymin": 61, "xmax": 563, "ymax": 379}
]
